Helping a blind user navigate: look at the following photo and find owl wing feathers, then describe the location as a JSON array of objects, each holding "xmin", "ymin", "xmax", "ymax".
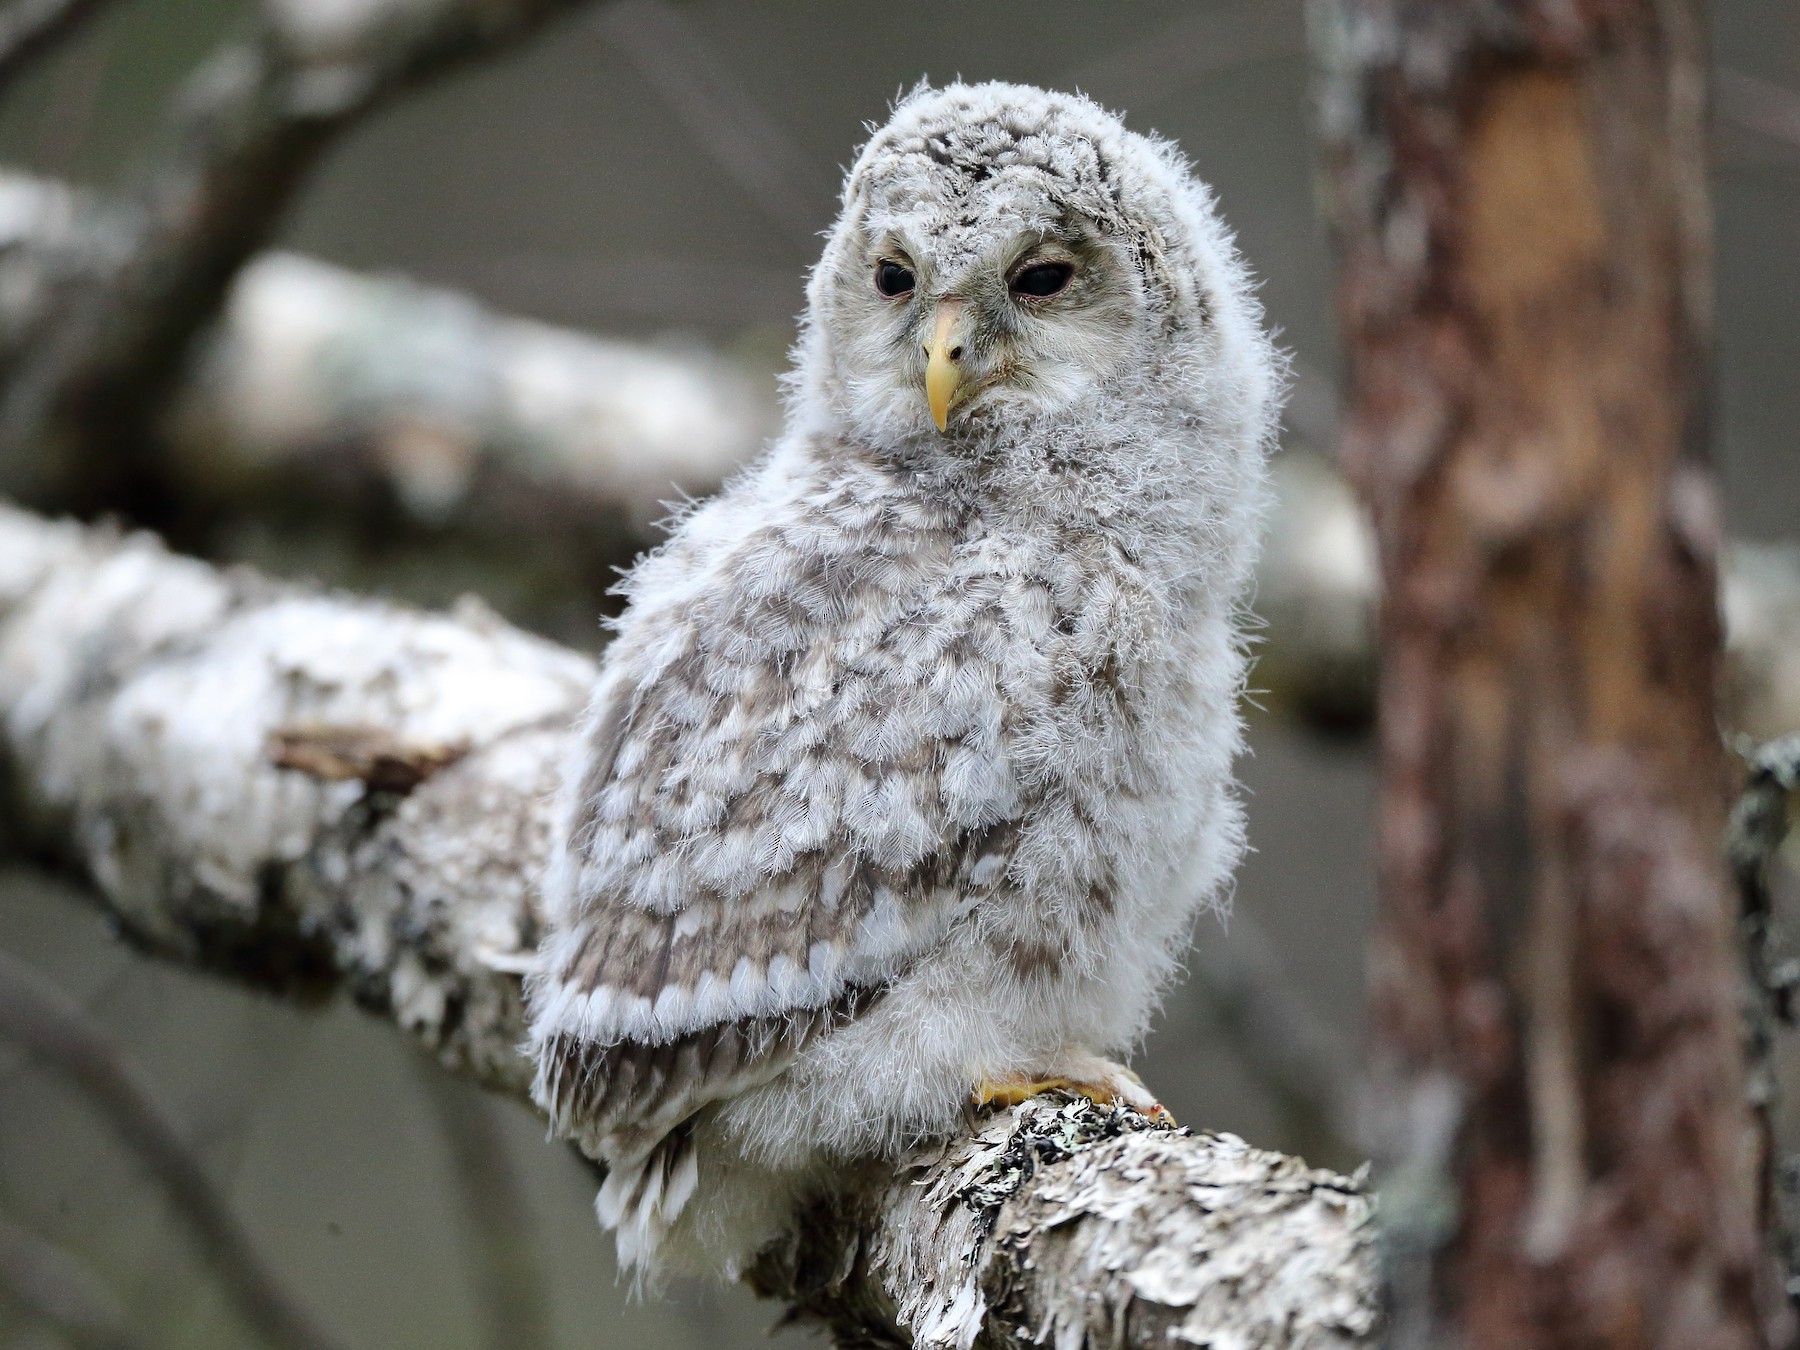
[{"xmin": 529, "ymin": 460, "xmax": 1030, "ymax": 1160}]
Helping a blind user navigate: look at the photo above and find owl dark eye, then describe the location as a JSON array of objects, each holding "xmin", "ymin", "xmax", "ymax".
[
  {"xmin": 874, "ymin": 261, "xmax": 915, "ymax": 298},
  {"xmin": 1010, "ymin": 261, "xmax": 1075, "ymax": 299}
]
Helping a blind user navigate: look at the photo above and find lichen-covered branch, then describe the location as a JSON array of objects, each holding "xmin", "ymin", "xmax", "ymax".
[
  {"xmin": 1730, "ymin": 733, "xmax": 1800, "ymax": 1325},
  {"xmin": 0, "ymin": 502, "xmax": 587, "ymax": 1090},
  {"xmin": 0, "ymin": 502, "xmax": 1380, "ymax": 1348},
  {"xmin": 753, "ymin": 1099, "xmax": 1378, "ymax": 1350}
]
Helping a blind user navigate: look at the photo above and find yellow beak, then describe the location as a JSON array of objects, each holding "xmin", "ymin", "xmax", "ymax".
[{"xmin": 924, "ymin": 300, "xmax": 968, "ymax": 432}]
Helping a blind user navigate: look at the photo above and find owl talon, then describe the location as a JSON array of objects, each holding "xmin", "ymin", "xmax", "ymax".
[{"xmin": 972, "ymin": 1068, "xmax": 1174, "ymax": 1124}]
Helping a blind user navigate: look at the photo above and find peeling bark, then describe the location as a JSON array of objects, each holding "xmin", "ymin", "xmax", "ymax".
[
  {"xmin": 0, "ymin": 503, "xmax": 1381, "ymax": 1348},
  {"xmin": 1311, "ymin": 2, "xmax": 1788, "ymax": 1347}
]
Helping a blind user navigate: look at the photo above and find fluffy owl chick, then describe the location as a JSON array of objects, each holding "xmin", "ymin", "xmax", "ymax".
[{"xmin": 526, "ymin": 80, "xmax": 1279, "ymax": 1279}]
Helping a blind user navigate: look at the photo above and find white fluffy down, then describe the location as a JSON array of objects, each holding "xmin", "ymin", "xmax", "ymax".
[{"xmin": 526, "ymin": 79, "xmax": 1281, "ymax": 1278}]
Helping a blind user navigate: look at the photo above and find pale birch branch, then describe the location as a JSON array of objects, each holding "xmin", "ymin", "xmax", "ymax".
[
  {"xmin": 169, "ymin": 249, "xmax": 776, "ymax": 531},
  {"xmin": 0, "ymin": 501, "xmax": 1380, "ymax": 1349}
]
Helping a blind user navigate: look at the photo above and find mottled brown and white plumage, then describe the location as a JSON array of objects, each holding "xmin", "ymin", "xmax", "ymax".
[{"xmin": 525, "ymin": 80, "xmax": 1280, "ymax": 1277}]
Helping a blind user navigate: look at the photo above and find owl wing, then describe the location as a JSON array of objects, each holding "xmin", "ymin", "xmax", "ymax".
[{"xmin": 527, "ymin": 477, "xmax": 1028, "ymax": 1160}]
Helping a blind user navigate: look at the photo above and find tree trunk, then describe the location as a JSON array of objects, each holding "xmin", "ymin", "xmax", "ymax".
[{"xmin": 1309, "ymin": 2, "xmax": 1789, "ymax": 1347}]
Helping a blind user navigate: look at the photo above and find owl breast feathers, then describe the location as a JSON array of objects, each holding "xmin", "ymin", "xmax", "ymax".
[{"xmin": 526, "ymin": 79, "xmax": 1279, "ymax": 1279}]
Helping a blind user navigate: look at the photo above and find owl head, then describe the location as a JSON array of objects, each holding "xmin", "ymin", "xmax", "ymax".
[{"xmin": 794, "ymin": 81, "xmax": 1277, "ymax": 465}]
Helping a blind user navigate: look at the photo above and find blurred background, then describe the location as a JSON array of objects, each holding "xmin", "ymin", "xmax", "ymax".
[{"xmin": 0, "ymin": 2, "xmax": 1794, "ymax": 1346}]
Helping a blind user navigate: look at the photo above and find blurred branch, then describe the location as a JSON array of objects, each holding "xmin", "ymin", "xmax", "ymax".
[
  {"xmin": 1726, "ymin": 545, "xmax": 1800, "ymax": 743},
  {"xmin": 415, "ymin": 1065, "xmax": 552, "ymax": 1350},
  {"xmin": 0, "ymin": 503, "xmax": 1379, "ymax": 1349},
  {"xmin": 595, "ymin": 0, "xmax": 827, "ymax": 238},
  {"xmin": 0, "ymin": 1213, "xmax": 152, "ymax": 1350},
  {"xmin": 1257, "ymin": 443, "xmax": 1800, "ymax": 741},
  {"xmin": 1061, "ymin": 2, "xmax": 1305, "ymax": 111},
  {"xmin": 0, "ymin": 0, "xmax": 117, "ymax": 96},
  {"xmin": 598, "ymin": 0, "xmax": 1313, "ymax": 246},
  {"xmin": 0, "ymin": 949, "xmax": 344, "ymax": 1350},
  {"xmin": 0, "ymin": 0, "xmax": 611, "ymax": 515},
  {"xmin": 1255, "ymin": 446, "xmax": 1379, "ymax": 729},
  {"xmin": 0, "ymin": 170, "xmax": 773, "ymax": 638},
  {"xmin": 169, "ymin": 248, "xmax": 774, "ymax": 531},
  {"xmin": 1719, "ymin": 68, "xmax": 1800, "ymax": 153}
]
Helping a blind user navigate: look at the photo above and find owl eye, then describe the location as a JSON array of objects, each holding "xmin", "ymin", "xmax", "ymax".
[
  {"xmin": 1010, "ymin": 261, "xmax": 1075, "ymax": 299},
  {"xmin": 874, "ymin": 261, "xmax": 915, "ymax": 298}
]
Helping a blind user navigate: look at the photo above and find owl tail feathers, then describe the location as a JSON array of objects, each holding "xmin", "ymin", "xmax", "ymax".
[
  {"xmin": 597, "ymin": 1124, "xmax": 701, "ymax": 1277},
  {"xmin": 530, "ymin": 1028, "xmax": 610, "ymax": 1158}
]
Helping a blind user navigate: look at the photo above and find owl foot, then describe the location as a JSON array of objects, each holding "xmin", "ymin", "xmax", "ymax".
[{"xmin": 973, "ymin": 1046, "xmax": 1174, "ymax": 1124}]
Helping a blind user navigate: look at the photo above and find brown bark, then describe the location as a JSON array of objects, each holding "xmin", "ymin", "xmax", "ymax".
[{"xmin": 1310, "ymin": 3, "xmax": 1787, "ymax": 1348}]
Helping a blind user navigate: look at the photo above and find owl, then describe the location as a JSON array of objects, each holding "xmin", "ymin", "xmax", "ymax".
[{"xmin": 525, "ymin": 80, "xmax": 1280, "ymax": 1278}]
